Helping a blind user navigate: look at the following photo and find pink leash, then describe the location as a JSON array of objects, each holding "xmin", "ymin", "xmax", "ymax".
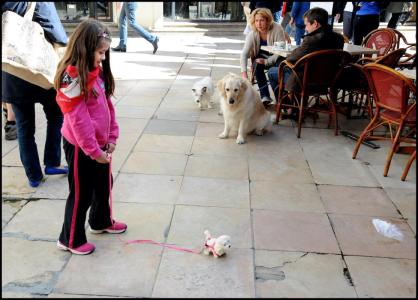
[{"xmin": 107, "ymin": 153, "xmax": 203, "ymax": 255}]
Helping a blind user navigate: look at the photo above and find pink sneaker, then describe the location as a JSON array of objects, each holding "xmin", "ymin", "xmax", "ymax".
[
  {"xmin": 57, "ymin": 240, "xmax": 95, "ymax": 255},
  {"xmin": 89, "ymin": 220, "xmax": 127, "ymax": 234}
]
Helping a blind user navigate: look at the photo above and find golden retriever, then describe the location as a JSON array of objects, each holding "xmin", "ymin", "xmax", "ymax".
[{"xmin": 217, "ymin": 73, "xmax": 272, "ymax": 144}]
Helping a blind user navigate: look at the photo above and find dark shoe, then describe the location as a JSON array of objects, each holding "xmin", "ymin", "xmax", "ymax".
[
  {"xmin": 4, "ymin": 121, "xmax": 17, "ymax": 140},
  {"xmin": 152, "ymin": 36, "xmax": 159, "ymax": 54},
  {"xmin": 111, "ymin": 46, "xmax": 126, "ymax": 52},
  {"xmin": 262, "ymin": 96, "xmax": 272, "ymax": 107},
  {"xmin": 29, "ymin": 176, "xmax": 44, "ymax": 188},
  {"xmin": 45, "ymin": 166, "xmax": 69, "ymax": 175}
]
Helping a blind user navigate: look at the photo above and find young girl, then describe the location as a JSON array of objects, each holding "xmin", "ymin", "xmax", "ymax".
[{"xmin": 54, "ymin": 20, "xmax": 127, "ymax": 255}]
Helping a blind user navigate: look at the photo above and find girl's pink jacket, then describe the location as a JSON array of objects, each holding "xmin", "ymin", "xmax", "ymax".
[{"xmin": 57, "ymin": 74, "xmax": 119, "ymax": 160}]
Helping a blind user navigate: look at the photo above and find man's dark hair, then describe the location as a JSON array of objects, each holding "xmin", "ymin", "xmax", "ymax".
[{"xmin": 303, "ymin": 7, "xmax": 328, "ymax": 26}]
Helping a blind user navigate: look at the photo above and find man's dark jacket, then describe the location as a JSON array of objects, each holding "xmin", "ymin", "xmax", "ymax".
[{"xmin": 284, "ymin": 25, "xmax": 345, "ymax": 91}]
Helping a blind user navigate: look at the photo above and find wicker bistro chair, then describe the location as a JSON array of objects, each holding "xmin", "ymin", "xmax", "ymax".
[
  {"xmin": 357, "ymin": 48, "xmax": 407, "ymax": 68},
  {"xmin": 275, "ymin": 49, "xmax": 352, "ymax": 138},
  {"xmin": 352, "ymin": 63, "xmax": 416, "ymax": 178},
  {"xmin": 401, "ymin": 150, "xmax": 416, "ymax": 181},
  {"xmin": 360, "ymin": 28, "xmax": 397, "ymax": 59},
  {"xmin": 336, "ymin": 48, "xmax": 408, "ymax": 119}
]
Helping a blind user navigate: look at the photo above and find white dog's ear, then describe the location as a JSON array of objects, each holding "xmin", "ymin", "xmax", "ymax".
[
  {"xmin": 238, "ymin": 79, "xmax": 248, "ymax": 97},
  {"xmin": 202, "ymin": 86, "xmax": 207, "ymax": 93},
  {"xmin": 217, "ymin": 79, "xmax": 226, "ymax": 98}
]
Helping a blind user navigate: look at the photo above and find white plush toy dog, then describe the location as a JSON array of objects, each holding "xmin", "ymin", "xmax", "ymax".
[
  {"xmin": 192, "ymin": 76, "xmax": 215, "ymax": 110},
  {"xmin": 203, "ymin": 230, "xmax": 231, "ymax": 258}
]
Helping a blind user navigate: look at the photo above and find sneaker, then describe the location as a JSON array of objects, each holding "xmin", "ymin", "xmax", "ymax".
[
  {"xmin": 89, "ymin": 220, "xmax": 127, "ymax": 234},
  {"xmin": 261, "ymin": 96, "xmax": 272, "ymax": 106},
  {"xmin": 45, "ymin": 166, "xmax": 69, "ymax": 175},
  {"xmin": 152, "ymin": 36, "xmax": 159, "ymax": 54},
  {"xmin": 111, "ymin": 46, "xmax": 126, "ymax": 52},
  {"xmin": 29, "ymin": 176, "xmax": 44, "ymax": 188},
  {"xmin": 4, "ymin": 121, "xmax": 17, "ymax": 140},
  {"xmin": 57, "ymin": 240, "xmax": 95, "ymax": 255}
]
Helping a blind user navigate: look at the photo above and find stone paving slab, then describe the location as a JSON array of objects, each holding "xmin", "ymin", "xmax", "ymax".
[
  {"xmin": 3, "ymin": 199, "xmax": 65, "ymax": 241},
  {"xmin": 167, "ymin": 205, "xmax": 252, "ymax": 249},
  {"xmin": 152, "ymin": 248, "xmax": 255, "ymax": 298},
  {"xmin": 2, "ymin": 200, "xmax": 27, "ymax": 229},
  {"xmin": 53, "ymin": 241, "xmax": 162, "ymax": 298},
  {"xmin": 133, "ymin": 134, "xmax": 194, "ymax": 154},
  {"xmin": 345, "ymin": 256, "xmax": 416, "ymax": 298},
  {"xmin": 2, "ymin": 167, "xmax": 37, "ymax": 198},
  {"xmin": 177, "ymin": 176, "xmax": 250, "ymax": 208},
  {"xmin": 185, "ymin": 154, "xmax": 248, "ymax": 180},
  {"xmin": 144, "ymin": 119, "xmax": 197, "ymax": 136},
  {"xmin": 318, "ymin": 185, "xmax": 401, "ymax": 217},
  {"xmin": 250, "ymin": 181, "xmax": 325, "ymax": 213},
  {"xmin": 2, "ymin": 238, "xmax": 70, "ymax": 295},
  {"xmin": 384, "ymin": 187, "xmax": 416, "ymax": 219},
  {"xmin": 253, "ymin": 210, "xmax": 340, "ymax": 253},
  {"xmin": 120, "ymin": 151, "xmax": 188, "ymax": 175},
  {"xmin": 254, "ymin": 250, "xmax": 357, "ymax": 297},
  {"xmin": 86, "ymin": 202, "xmax": 174, "ymax": 243},
  {"xmin": 329, "ymin": 214, "xmax": 416, "ymax": 259},
  {"xmin": 113, "ymin": 173, "xmax": 182, "ymax": 205}
]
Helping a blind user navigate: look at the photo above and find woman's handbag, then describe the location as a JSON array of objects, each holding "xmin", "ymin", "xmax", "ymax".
[{"xmin": 2, "ymin": 2, "xmax": 62, "ymax": 90}]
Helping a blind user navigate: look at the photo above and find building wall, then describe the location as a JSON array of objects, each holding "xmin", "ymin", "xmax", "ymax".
[{"xmin": 112, "ymin": 2, "xmax": 164, "ymax": 29}]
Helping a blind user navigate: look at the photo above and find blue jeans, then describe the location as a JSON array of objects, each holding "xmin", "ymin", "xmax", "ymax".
[
  {"xmin": 268, "ymin": 66, "xmax": 291, "ymax": 99},
  {"xmin": 11, "ymin": 96, "xmax": 63, "ymax": 182},
  {"xmin": 118, "ymin": 2, "xmax": 157, "ymax": 48},
  {"xmin": 295, "ymin": 25, "xmax": 306, "ymax": 46}
]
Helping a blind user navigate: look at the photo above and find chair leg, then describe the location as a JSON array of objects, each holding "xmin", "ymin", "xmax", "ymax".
[
  {"xmin": 297, "ymin": 94, "xmax": 305, "ymax": 138},
  {"xmin": 383, "ymin": 123, "xmax": 404, "ymax": 177},
  {"xmin": 401, "ymin": 150, "xmax": 416, "ymax": 181},
  {"xmin": 352, "ymin": 115, "xmax": 378, "ymax": 159}
]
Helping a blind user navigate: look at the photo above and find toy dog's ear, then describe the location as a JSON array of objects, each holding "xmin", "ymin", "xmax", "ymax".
[{"xmin": 204, "ymin": 229, "xmax": 211, "ymax": 238}]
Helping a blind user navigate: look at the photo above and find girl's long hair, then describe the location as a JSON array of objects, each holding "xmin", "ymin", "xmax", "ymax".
[{"xmin": 54, "ymin": 19, "xmax": 115, "ymax": 99}]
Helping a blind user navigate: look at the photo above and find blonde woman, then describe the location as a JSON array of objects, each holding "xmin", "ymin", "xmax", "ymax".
[{"xmin": 240, "ymin": 8, "xmax": 290, "ymax": 105}]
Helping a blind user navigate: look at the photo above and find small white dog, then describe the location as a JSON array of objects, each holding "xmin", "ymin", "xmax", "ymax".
[
  {"xmin": 203, "ymin": 230, "xmax": 231, "ymax": 258},
  {"xmin": 217, "ymin": 73, "xmax": 272, "ymax": 144},
  {"xmin": 192, "ymin": 76, "xmax": 214, "ymax": 110}
]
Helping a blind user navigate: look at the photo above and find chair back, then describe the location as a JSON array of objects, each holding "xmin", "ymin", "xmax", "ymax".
[
  {"xmin": 363, "ymin": 63, "xmax": 416, "ymax": 114},
  {"xmin": 390, "ymin": 28, "xmax": 416, "ymax": 50},
  {"xmin": 362, "ymin": 28, "xmax": 397, "ymax": 57},
  {"xmin": 374, "ymin": 48, "xmax": 407, "ymax": 69},
  {"xmin": 298, "ymin": 49, "xmax": 352, "ymax": 94}
]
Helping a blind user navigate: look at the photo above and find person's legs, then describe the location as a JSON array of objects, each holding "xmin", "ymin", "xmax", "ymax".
[
  {"xmin": 39, "ymin": 92, "xmax": 64, "ymax": 170},
  {"xmin": 59, "ymin": 139, "xmax": 95, "ymax": 249},
  {"xmin": 295, "ymin": 25, "xmax": 305, "ymax": 46},
  {"xmin": 352, "ymin": 14, "xmax": 379, "ymax": 45},
  {"xmin": 118, "ymin": 2, "xmax": 128, "ymax": 49},
  {"xmin": 387, "ymin": 12, "xmax": 401, "ymax": 29},
  {"xmin": 343, "ymin": 11, "xmax": 353, "ymax": 40},
  {"xmin": 125, "ymin": 2, "xmax": 157, "ymax": 44},
  {"xmin": 254, "ymin": 61, "xmax": 270, "ymax": 100},
  {"xmin": 11, "ymin": 102, "xmax": 43, "ymax": 184}
]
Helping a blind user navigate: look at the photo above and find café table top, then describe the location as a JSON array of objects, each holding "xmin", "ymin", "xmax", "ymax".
[
  {"xmin": 397, "ymin": 68, "xmax": 416, "ymax": 80},
  {"xmin": 261, "ymin": 43, "xmax": 379, "ymax": 57}
]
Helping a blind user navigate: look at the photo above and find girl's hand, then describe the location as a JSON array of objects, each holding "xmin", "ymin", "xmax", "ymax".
[
  {"xmin": 255, "ymin": 58, "xmax": 265, "ymax": 65},
  {"xmin": 106, "ymin": 143, "xmax": 116, "ymax": 154},
  {"xmin": 241, "ymin": 71, "xmax": 248, "ymax": 79},
  {"xmin": 96, "ymin": 151, "xmax": 110, "ymax": 164}
]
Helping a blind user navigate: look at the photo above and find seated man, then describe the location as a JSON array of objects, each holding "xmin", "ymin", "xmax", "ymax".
[{"xmin": 267, "ymin": 7, "xmax": 344, "ymax": 102}]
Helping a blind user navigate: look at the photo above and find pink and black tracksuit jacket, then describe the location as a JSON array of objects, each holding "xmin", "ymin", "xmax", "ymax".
[{"xmin": 56, "ymin": 65, "xmax": 119, "ymax": 249}]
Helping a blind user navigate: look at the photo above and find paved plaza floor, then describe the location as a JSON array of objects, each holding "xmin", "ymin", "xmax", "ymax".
[{"xmin": 2, "ymin": 30, "xmax": 416, "ymax": 297}]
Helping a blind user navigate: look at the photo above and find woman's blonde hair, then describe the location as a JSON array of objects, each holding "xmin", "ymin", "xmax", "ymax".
[{"xmin": 249, "ymin": 8, "xmax": 274, "ymax": 32}]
